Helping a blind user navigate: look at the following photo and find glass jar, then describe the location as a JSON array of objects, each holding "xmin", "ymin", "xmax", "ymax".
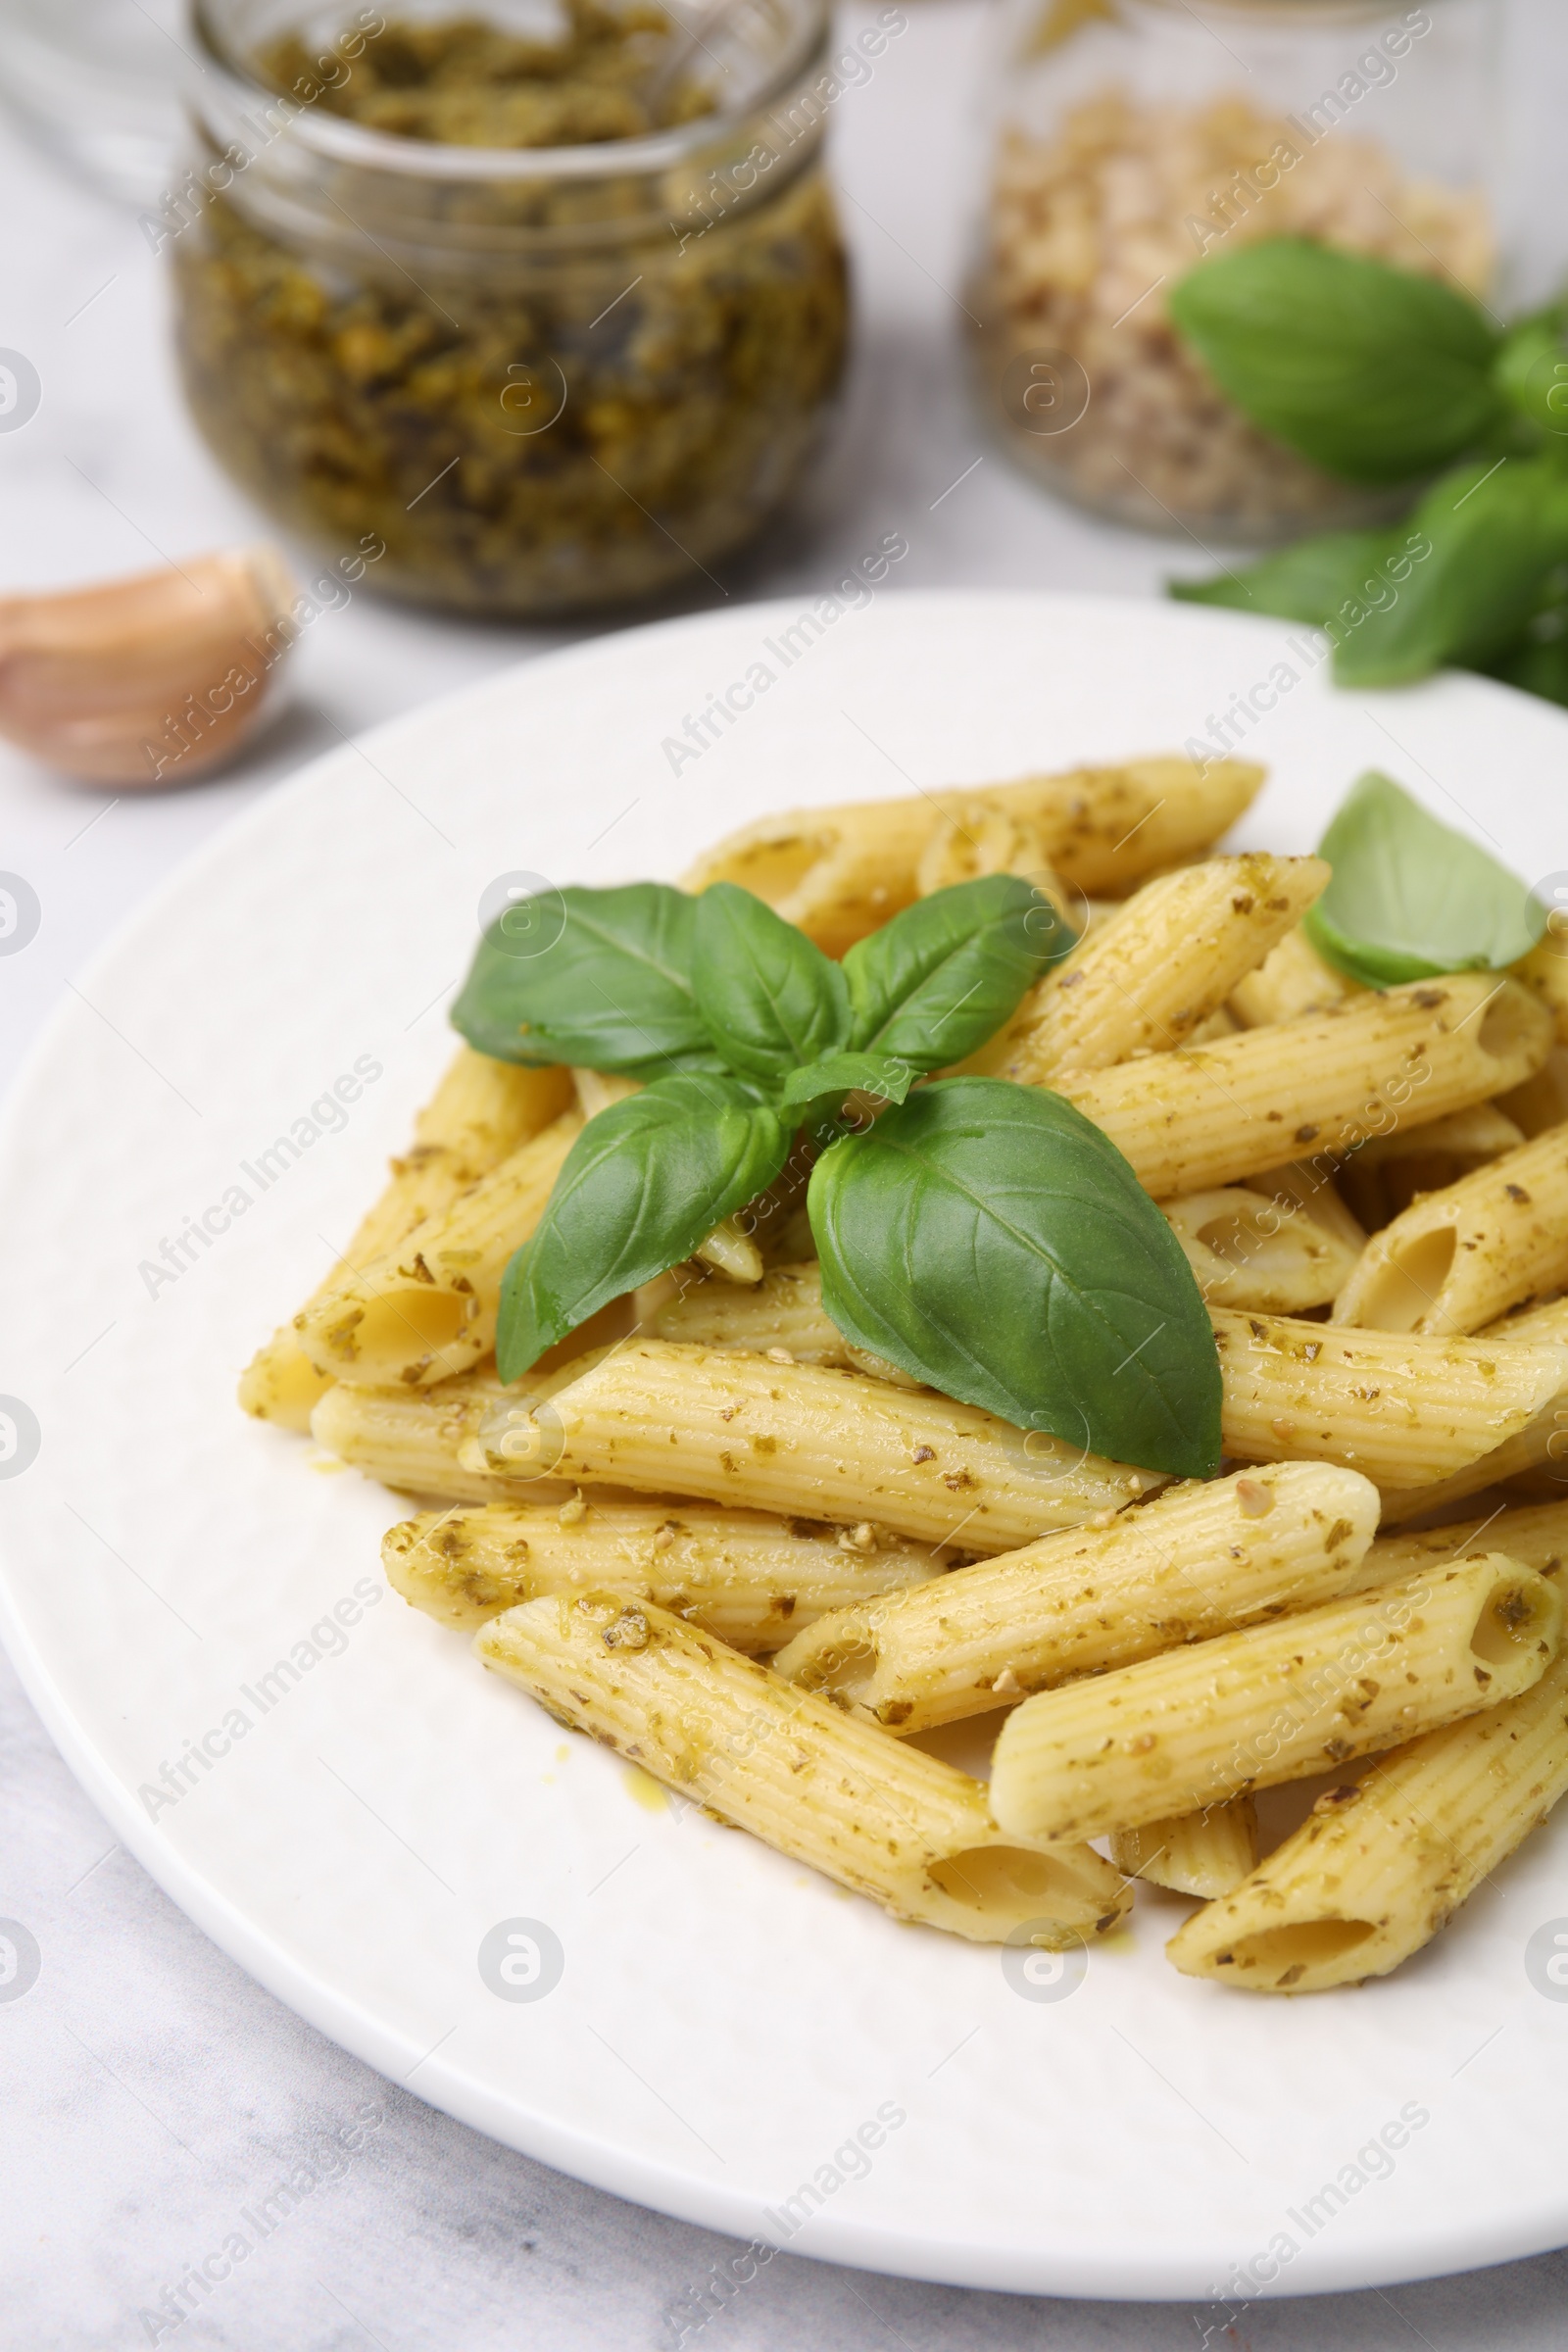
[
  {"xmin": 170, "ymin": 1, "xmax": 850, "ymax": 616},
  {"xmin": 969, "ymin": 0, "xmax": 1504, "ymax": 542}
]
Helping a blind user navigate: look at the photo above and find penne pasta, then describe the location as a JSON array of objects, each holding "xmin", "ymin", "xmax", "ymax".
[
  {"xmin": 1210, "ymin": 1307, "xmax": 1568, "ymax": 1490},
  {"xmin": 1109, "ymin": 1798, "xmax": 1258, "ymax": 1900},
  {"xmin": 681, "ymin": 795, "xmax": 938, "ymax": 956},
  {"xmin": 1162, "ymin": 1184, "xmax": 1361, "ymax": 1313},
  {"xmin": 967, "ymin": 855, "xmax": 1328, "ymax": 1084},
  {"xmin": 661, "ymin": 1269, "xmax": 1568, "ymax": 1493},
  {"xmin": 311, "ymin": 1369, "xmax": 580, "ymax": 1505},
  {"xmin": 914, "ymin": 757, "xmax": 1264, "ymax": 903},
  {"xmin": 1372, "ymin": 1297, "xmax": 1568, "ymax": 1524},
  {"xmin": 988, "ymin": 1555, "xmax": 1561, "ymax": 1845},
  {"xmin": 1332, "ymin": 1120, "xmax": 1568, "ymax": 1337},
  {"xmin": 292, "ymin": 1106, "xmax": 582, "ymax": 1388},
  {"xmin": 383, "ymin": 1497, "xmax": 946, "ymax": 1646},
  {"xmin": 238, "ymin": 1052, "xmax": 573, "ymax": 1430},
  {"xmin": 655, "ymin": 1260, "xmax": 850, "ymax": 1361},
  {"xmin": 1227, "ymin": 922, "xmax": 1360, "ymax": 1029},
  {"xmin": 1336, "ymin": 1102, "xmax": 1526, "ymax": 1233},
  {"xmin": 770, "ymin": 1462, "xmax": 1379, "ymax": 1731},
  {"xmin": 1165, "ymin": 1641, "xmax": 1568, "ymax": 1993},
  {"xmin": 1495, "ymin": 1045, "xmax": 1568, "ymax": 1140},
  {"xmin": 681, "ymin": 758, "xmax": 1263, "ymax": 955},
  {"xmin": 1349, "ymin": 1496, "xmax": 1568, "ymax": 1593},
  {"xmin": 461, "ymin": 1338, "xmax": 1162, "ymax": 1549},
  {"xmin": 476, "ymin": 1592, "xmax": 1133, "ymax": 1945},
  {"xmin": 1513, "ymin": 935, "xmax": 1568, "ymax": 1047},
  {"xmin": 1053, "ymin": 975, "xmax": 1551, "ymax": 1200}
]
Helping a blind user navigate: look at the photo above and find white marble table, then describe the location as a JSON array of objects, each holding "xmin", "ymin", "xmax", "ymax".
[{"xmin": 4, "ymin": 4, "xmax": 1568, "ymax": 2342}]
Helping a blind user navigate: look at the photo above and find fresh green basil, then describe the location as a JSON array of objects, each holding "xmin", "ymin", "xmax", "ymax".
[
  {"xmin": 452, "ymin": 883, "xmax": 710, "ymax": 1074},
  {"xmin": 1495, "ymin": 302, "xmax": 1568, "ymax": 442},
  {"xmin": 1169, "ymin": 239, "xmax": 1502, "ymax": 485},
  {"xmin": 1304, "ymin": 771, "xmax": 1545, "ymax": 987},
  {"xmin": 1170, "ymin": 527, "xmax": 1404, "ymax": 627},
  {"xmin": 1484, "ymin": 614, "xmax": 1568, "ymax": 708},
  {"xmin": 1333, "ymin": 457, "xmax": 1568, "ymax": 686},
  {"xmin": 843, "ymin": 875, "xmax": 1069, "ymax": 1071},
  {"xmin": 808, "ymin": 1078, "xmax": 1219, "ymax": 1477},
  {"xmin": 691, "ymin": 881, "xmax": 851, "ymax": 1083},
  {"xmin": 496, "ymin": 1074, "xmax": 789, "ymax": 1378},
  {"xmin": 777, "ymin": 1052, "xmax": 915, "ymax": 1118}
]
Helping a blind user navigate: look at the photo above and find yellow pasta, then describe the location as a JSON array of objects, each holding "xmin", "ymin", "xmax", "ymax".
[
  {"xmin": 1514, "ymin": 934, "xmax": 1568, "ymax": 1046},
  {"xmin": 1349, "ymin": 1496, "xmax": 1568, "ymax": 1592},
  {"xmin": 1166, "ymin": 1641, "xmax": 1568, "ymax": 1993},
  {"xmin": 1374, "ymin": 1296, "xmax": 1568, "ymax": 1524},
  {"xmin": 968, "ymin": 854, "xmax": 1328, "ymax": 1084},
  {"xmin": 311, "ymin": 1368, "xmax": 583, "ymax": 1505},
  {"xmin": 1053, "ymin": 975, "xmax": 1551, "ymax": 1200},
  {"xmin": 1332, "ymin": 1120, "xmax": 1568, "ymax": 1337},
  {"xmin": 681, "ymin": 758, "xmax": 1263, "ymax": 955},
  {"xmin": 660, "ymin": 1270, "xmax": 1567, "ymax": 1492},
  {"xmin": 292, "ymin": 1107, "xmax": 582, "ymax": 1388},
  {"xmin": 383, "ymin": 1497, "xmax": 945, "ymax": 1646},
  {"xmin": 1162, "ymin": 1184, "xmax": 1361, "ymax": 1313},
  {"xmin": 770, "ymin": 1462, "xmax": 1378, "ymax": 1731},
  {"xmin": 1109, "ymin": 1799, "xmax": 1258, "ymax": 1900},
  {"xmin": 238, "ymin": 1052, "xmax": 572, "ymax": 1429},
  {"xmin": 1228, "ymin": 922, "xmax": 1361, "ymax": 1028},
  {"xmin": 988, "ymin": 1555, "xmax": 1561, "ymax": 1844},
  {"xmin": 1211, "ymin": 1307, "xmax": 1568, "ymax": 1489},
  {"xmin": 1336, "ymin": 1102, "xmax": 1526, "ymax": 1232},
  {"xmin": 1495, "ymin": 1045, "xmax": 1568, "ymax": 1139},
  {"xmin": 462, "ymin": 1338, "xmax": 1161, "ymax": 1550},
  {"xmin": 476, "ymin": 1592, "xmax": 1132, "ymax": 1946},
  {"xmin": 914, "ymin": 757, "xmax": 1264, "ymax": 903}
]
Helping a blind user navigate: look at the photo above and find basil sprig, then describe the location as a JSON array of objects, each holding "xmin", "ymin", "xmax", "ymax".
[
  {"xmin": 1304, "ymin": 772, "xmax": 1545, "ymax": 987},
  {"xmin": 467, "ymin": 871, "xmax": 1221, "ymax": 1475},
  {"xmin": 1168, "ymin": 239, "xmax": 1503, "ymax": 486},
  {"xmin": 1166, "ymin": 241, "xmax": 1568, "ymax": 706}
]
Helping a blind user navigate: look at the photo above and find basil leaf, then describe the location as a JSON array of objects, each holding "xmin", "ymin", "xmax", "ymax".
[
  {"xmin": 691, "ymin": 882, "xmax": 851, "ymax": 1083},
  {"xmin": 1304, "ymin": 772, "xmax": 1545, "ymax": 987},
  {"xmin": 777, "ymin": 1053, "xmax": 915, "ymax": 1117},
  {"xmin": 1495, "ymin": 302, "xmax": 1568, "ymax": 441},
  {"xmin": 842, "ymin": 876, "xmax": 1070, "ymax": 1071},
  {"xmin": 1169, "ymin": 239, "xmax": 1502, "ymax": 484},
  {"xmin": 496, "ymin": 1074, "xmax": 789, "ymax": 1378},
  {"xmin": 452, "ymin": 883, "xmax": 709, "ymax": 1073},
  {"xmin": 1482, "ymin": 620, "xmax": 1568, "ymax": 708},
  {"xmin": 808, "ymin": 1078, "xmax": 1219, "ymax": 1478},
  {"xmin": 1333, "ymin": 457, "xmax": 1568, "ymax": 686},
  {"xmin": 1169, "ymin": 527, "xmax": 1400, "ymax": 625}
]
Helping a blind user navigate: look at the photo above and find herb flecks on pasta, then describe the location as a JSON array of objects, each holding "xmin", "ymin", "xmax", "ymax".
[{"xmin": 255, "ymin": 749, "xmax": 1568, "ymax": 1980}]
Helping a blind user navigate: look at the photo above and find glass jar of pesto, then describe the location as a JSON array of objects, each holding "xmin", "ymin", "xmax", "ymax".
[{"xmin": 170, "ymin": 2, "xmax": 851, "ymax": 615}]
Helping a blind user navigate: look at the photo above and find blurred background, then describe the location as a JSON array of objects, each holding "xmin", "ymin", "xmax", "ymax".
[{"xmin": 6, "ymin": 1, "xmax": 1568, "ymax": 2342}]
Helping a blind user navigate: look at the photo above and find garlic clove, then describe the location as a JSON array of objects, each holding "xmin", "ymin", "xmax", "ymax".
[{"xmin": 0, "ymin": 543, "xmax": 300, "ymax": 787}]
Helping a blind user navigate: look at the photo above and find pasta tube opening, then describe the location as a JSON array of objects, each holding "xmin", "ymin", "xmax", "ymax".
[
  {"xmin": 1215, "ymin": 1918, "xmax": 1378, "ymax": 1981},
  {"xmin": 924, "ymin": 1843, "xmax": 1116, "ymax": 1932},
  {"xmin": 1346, "ymin": 1227, "xmax": 1459, "ymax": 1333},
  {"xmin": 1469, "ymin": 1573, "xmax": 1557, "ymax": 1667}
]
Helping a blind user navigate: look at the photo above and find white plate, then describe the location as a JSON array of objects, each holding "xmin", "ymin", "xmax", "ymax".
[{"xmin": 5, "ymin": 590, "xmax": 1568, "ymax": 2303}]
